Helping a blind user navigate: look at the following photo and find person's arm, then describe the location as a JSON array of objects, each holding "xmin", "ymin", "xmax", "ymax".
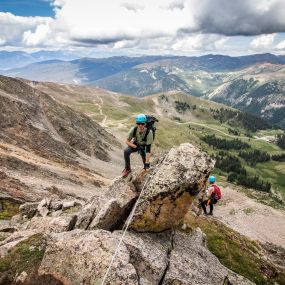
[
  {"xmin": 126, "ymin": 127, "xmax": 137, "ymax": 149},
  {"xmin": 207, "ymin": 186, "xmax": 215, "ymax": 197},
  {"xmin": 126, "ymin": 138, "xmax": 137, "ymax": 149}
]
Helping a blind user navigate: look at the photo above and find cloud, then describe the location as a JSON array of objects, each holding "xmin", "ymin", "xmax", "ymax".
[
  {"xmin": 1, "ymin": 0, "xmax": 285, "ymax": 55},
  {"xmin": 47, "ymin": 0, "xmax": 285, "ymax": 46},
  {"xmin": 250, "ymin": 34, "xmax": 276, "ymax": 50},
  {"xmin": 275, "ymin": 39, "xmax": 285, "ymax": 50},
  {"xmin": 192, "ymin": 0, "xmax": 285, "ymax": 36},
  {"xmin": 0, "ymin": 12, "xmax": 52, "ymax": 46},
  {"xmin": 171, "ymin": 34, "xmax": 229, "ymax": 53}
]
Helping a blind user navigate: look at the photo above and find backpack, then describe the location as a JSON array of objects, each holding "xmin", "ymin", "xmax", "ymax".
[
  {"xmin": 212, "ymin": 185, "xmax": 222, "ymax": 200},
  {"xmin": 133, "ymin": 115, "xmax": 159, "ymax": 143}
]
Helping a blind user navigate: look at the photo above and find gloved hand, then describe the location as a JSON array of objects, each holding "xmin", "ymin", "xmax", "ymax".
[
  {"xmin": 137, "ymin": 145, "xmax": 145, "ymax": 154},
  {"xmin": 144, "ymin": 163, "xmax": 150, "ymax": 170}
]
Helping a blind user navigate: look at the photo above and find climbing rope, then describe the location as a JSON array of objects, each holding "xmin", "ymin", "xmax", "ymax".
[{"xmin": 100, "ymin": 157, "xmax": 165, "ymax": 285}]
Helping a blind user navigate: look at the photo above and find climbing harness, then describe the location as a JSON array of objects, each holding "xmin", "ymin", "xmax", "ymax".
[{"xmin": 100, "ymin": 157, "xmax": 165, "ymax": 285}]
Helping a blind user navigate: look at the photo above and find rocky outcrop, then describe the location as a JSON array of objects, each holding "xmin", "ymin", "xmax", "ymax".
[
  {"xmin": 38, "ymin": 230, "xmax": 139, "ymax": 285},
  {"xmin": 117, "ymin": 231, "xmax": 172, "ymax": 285},
  {"xmin": 0, "ymin": 75, "xmax": 121, "ymax": 203},
  {"xmin": 162, "ymin": 229, "xmax": 254, "ymax": 285},
  {"xmin": 76, "ymin": 177, "xmax": 138, "ymax": 231},
  {"xmin": 130, "ymin": 143, "xmax": 215, "ymax": 232},
  {"xmin": 0, "ymin": 143, "xmax": 256, "ymax": 285}
]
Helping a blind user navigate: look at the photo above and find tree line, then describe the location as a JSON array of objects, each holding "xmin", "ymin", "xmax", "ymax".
[
  {"xmin": 276, "ymin": 133, "xmax": 285, "ymax": 149},
  {"xmin": 210, "ymin": 108, "xmax": 271, "ymax": 132},
  {"xmin": 271, "ymin": 153, "xmax": 285, "ymax": 162},
  {"xmin": 239, "ymin": 150, "xmax": 270, "ymax": 167},
  {"xmin": 202, "ymin": 135, "xmax": 250, "ymax": 150},
  {"xmin": 214, "ymin": 153, "xmax": 271, "ymax": 192}
]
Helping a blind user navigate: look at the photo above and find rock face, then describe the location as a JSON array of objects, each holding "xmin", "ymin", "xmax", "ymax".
[
  {"xmin": 0, "ymin": 144, "xmax": 256, "ymax": 285},
  {"xmin": 117, "ymin": 231, "xmax": 171, "ymax": 285},
  {"xmin": 162, "ymin": 229, "xmax": 254, "ymax": 285},
  {"xmin": 38, "ymin": 230, "xmax": 139, "ymax": 285},
  {"xmin": 0, "ymin": 75, "xmax": 121, "ymax": 202},
  {"xmin": 130, "ymin": 143, "xmax": 215, "ymax": 232},
  {"xmin": 76, "ymin": 177, "xmax": 138, "ymax": 231}
]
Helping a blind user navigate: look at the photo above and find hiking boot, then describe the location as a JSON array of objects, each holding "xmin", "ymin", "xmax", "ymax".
[{"xmin": 122, "ymin": 168, "xmax": 131, "ymax": 178}]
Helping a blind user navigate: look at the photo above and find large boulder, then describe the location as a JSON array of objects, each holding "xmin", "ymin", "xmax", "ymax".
[
  {"xmin": 38, "ymin": 229, "xmax": 139, "ymax": 285},
  {"xmin": 162, "ymin": 229, "xmax": 254, "ymax": 285},
  {"xmin": 27, "ymin": 216, "xmax": 77, "ymax": 234},
  {"xmin": 76, "ymin": 177, "xmax": 138, "ymax": 231},
  {"xmin": 119, "ymin": 231, "xmax": 171, "ymax": 285},
  {"xmin": 130, "ymin": 143, "xmax": 215, "ymax": 232}
]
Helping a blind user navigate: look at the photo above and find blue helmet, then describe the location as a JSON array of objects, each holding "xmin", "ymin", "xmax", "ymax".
[
  {"xmin": 136, "ymin": 114, "xmax": 147, "ymax": 124},
  {"xmin": 208, "ymin": 175, "xmax": 216, "ymax": 183}
]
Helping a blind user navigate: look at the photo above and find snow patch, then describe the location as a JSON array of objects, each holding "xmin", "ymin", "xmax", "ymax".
[{"xmin": 151, "ymin": 71, "xmax": 157, "ymax": 80}]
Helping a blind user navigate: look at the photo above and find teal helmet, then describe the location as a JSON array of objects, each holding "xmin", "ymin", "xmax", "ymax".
[
  {"xmin": 136, "ymin": 114, "xmax": 147, "ymax": 124},
  {"xmin": 209, "ymin": 176, "xmax": 216, "ymax": 183}
]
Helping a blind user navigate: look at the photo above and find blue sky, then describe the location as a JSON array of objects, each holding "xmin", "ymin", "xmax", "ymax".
[
  {"xmin": 1, "ymin": 0, "xmax": 285, "ymax": 57},
  {"xmin": 0, "ymin": 0, "xmax": 54, "ymax": 17}
]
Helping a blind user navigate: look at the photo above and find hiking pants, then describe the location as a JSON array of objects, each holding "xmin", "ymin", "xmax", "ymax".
[
  {"xmin": 124, "ymin": 146, "xmax": 146, "ymax": 170},
  {"xmin": 201, "ymin": 198, "xmax": 216, "ymax": 214}
]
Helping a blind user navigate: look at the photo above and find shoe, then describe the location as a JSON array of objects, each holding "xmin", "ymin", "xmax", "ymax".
[
  {"xmin": 207, "ymin": 212, "xmax": 213, "ymax": 216},
  {"xmin": 122, "ymin": 168, "xmax": 131, "ymax": 178}
]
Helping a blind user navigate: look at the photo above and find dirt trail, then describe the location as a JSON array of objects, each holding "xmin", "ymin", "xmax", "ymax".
[
  {"xmin": 95, "ymin": 94, "xmax": 107, "ymax": 126},
  {"xmin": 214, "ymin": 186, "xmax": 285, "ymax": 247}
]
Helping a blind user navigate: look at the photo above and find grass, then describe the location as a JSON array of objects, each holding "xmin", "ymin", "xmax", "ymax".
[
  {"xmin": 0, "ymin": 234, "xmax": 45, "ymax": 275},
  {"xmin": 102, "ymin": 106, "xmax": 129, "ymax": 121},
  {"xmin": 183, "ymin": 212, "xmax": 285, "ymax": 285},
  {"xmin": 243, "ymin": 207, "xmax": 255, "ymax": 215},
  {"xmin": 73, "ymin": 90, "xmax": 285, "ymax": 203},
  {"xmin": 0, "ymin": 199, "xmax": 20, "ymax": 220}
]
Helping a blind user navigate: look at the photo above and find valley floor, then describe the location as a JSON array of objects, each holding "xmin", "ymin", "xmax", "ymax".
[{"xmin": 214, "ymin": 185, "xmax": 285, "ymax": 247}]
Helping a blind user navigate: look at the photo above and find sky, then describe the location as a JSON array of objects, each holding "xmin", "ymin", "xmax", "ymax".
[{"xmin": 1, "ymin": 0, "xmax": 285, "ymax": 57}]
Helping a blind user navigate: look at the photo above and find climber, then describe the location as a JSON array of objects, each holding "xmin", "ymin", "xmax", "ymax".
[
  {"xmin": 122, "ymin": 114, "xmax": 154, "ymax": 178},
  {"xmin": 200, "ymin": 175, "xmax": 222, "ymax": 216}
]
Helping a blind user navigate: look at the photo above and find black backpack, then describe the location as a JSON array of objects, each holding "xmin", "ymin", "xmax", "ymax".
[{"xmin": 133, "ymin": 115, "xmax": 158, "ymax": 143}]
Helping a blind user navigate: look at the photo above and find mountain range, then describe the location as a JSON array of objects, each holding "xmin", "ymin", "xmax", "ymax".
[{"xmin": 1, "ymin": 52, "xmax": 285, "ymax": 128}]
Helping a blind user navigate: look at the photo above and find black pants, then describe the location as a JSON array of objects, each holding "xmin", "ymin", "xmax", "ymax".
[
  {"xmin": 200, "ymin": 198, "xmax": 217, "ymax": 214},
  {"xmin": 124, "ymin": 146, "xmax": 146, "ymax": 170}
]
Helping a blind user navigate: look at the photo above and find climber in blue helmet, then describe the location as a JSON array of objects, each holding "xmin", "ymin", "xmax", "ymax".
[
  {"xmin": 200, "ymin": 175, "xmax": 222, "ymax": 216},
  {"xmin": 122, "ymin": 114, "xmax": 154, "ymax": 178}
]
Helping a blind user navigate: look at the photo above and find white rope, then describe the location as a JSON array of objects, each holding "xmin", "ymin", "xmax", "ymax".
[{"xmin": 100, "ymin": 157, "xmax": 165, "ymax": 285}]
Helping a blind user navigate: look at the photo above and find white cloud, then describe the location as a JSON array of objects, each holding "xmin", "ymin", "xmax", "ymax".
[
  {"xmin": 275, "ymin": 39, "xmax": 285, "ymax": 50},
  {"xmin": 250, "ymin": 34, "xmax": 276, "ymax": 50},
  {"xmin": 1, "ymin": 0, "xmax": 285, "ymax": 55},
  {"xmin": 0, "ymin": 12, "xmax": 52, "ymax": 46},
  {"xmin": 171, "ymin": 34, "xmax": 229, "ymax": 53}
]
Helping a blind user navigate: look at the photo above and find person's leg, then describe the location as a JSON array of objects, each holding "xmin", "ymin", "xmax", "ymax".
[
  {"xmin": 140, "ymin": 151, "xmax": 146, "ymax": 166},
  {"xmin": 209, "ymin": 199, "xmax": 214, "ymax": 215},
  {"xmin": 201, "ymin": 200, "xmax": 207, "ymax": 215},
  {"xmin": 124, "ymin": 146, "xmax": 136, "ymax": 170}
]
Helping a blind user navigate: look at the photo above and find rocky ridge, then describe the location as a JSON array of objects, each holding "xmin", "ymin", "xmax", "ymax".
[
  {"xmin": 0, "ymin": 143, "xmax": 255, "ymax": 285},
  {"xmin": 0, "ymin": 75, "xmax": 122, "ymax": 202}
]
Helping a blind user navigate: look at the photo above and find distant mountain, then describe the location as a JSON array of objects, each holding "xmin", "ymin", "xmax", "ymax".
[
  {"xmin": 2, "ymin": 53, "xmax": 285, "ymax": 82},
  {"xmin": 1, "ymin": 53, "xmax": 285, "ymax": 127},
  {"xmin": 1, "ymin": 55, "xmax": 175, "ymax": 84},
  {"xmin": 204, "ymin": 63, "xmax": 285, "ymax": 128},
  {"xmin": 0, "ymin": 50, "xmax": 79, "ymax": 70}
]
